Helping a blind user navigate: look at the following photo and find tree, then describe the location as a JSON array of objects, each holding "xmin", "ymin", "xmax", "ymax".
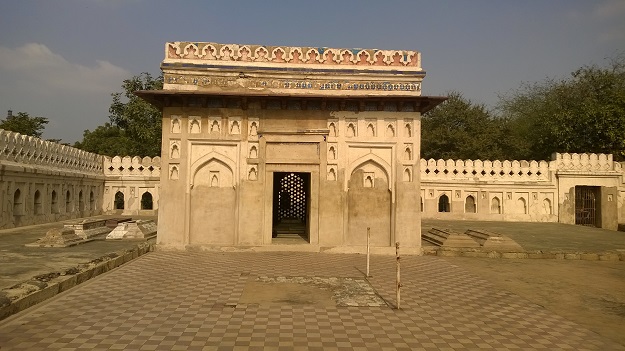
[
  {"xmin": 76, "ymin": 72, "xmax": 163, "ymax": 157},
  {"xmin": 421, "ymin": 92, "xmax": 508, "ymax": 160},
  {"xmin": 73, "ymin": 123, "xmax": 135, "ymax": 156},
  {"xmin": 0, "ymin": 111, "xmax": 48, "ymax": 138},
  {"xmin": 499, "ymin": 55, "xmax": 625, "ymax": 160}
]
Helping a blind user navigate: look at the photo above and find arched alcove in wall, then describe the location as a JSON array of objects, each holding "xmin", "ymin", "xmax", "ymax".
[
  {"xmin": 491, "ymin": 197, "xmax": 501, "ymax": 214},
  {"xmin": 78, "ymin": 190, "xmax": 84, "ymax": 211},
  {"xmin": 34, "ymin": 190, "xmax": 42, "ymax": 215},
  {"xmin": 438, "ymin": 194, "xmax": 450, "ymax": 212},
  {"xmin": 114, "ymin": 191, "xmax": 124, "ymax": 210},
  {"xmin": 51, "ymin": 190, "xmax": 59, "ymax": 214},
  {"xmin": 189, "ymin": 155, "xmax": 236, "ymax": 245},
  {"xmin": 517, "ymin": 197, "xmax": 527, "ymax": 214},
  {"xmin": 465, "ymin": 195, "xmax": 476, "ymax": 213},
  {"xmin": 89, "ymin": 191, "xmax": 95, "ymax": 210},
  {"xmin": 65, "ymin": 190, "xmax": 72, "ymax": 212},
  {"xmin": 542, "ymin": 198, "xmax": 552, "ymax": 215},
  {"xmin": 141, "ymin": 192, "xmax": 153, "ymax": 210},
  {"xmin": 346, "ymin": 158, "xmax": 391, "ymax": 246}
]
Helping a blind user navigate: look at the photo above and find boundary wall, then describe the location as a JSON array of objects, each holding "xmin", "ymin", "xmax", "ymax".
[
  {"xmin": 0, "ymin": 130, "xmax": 104, "ymax": 228},
  {"xmin": 103, "ymin": 156, "xmax": 161, "ymax": 216},
  {"xmin": 421, "ymin": 153, "xmax": 625, "ymax": 230},
  {"xmin": 0, "ymin": 130, "xmax": 160, "ymax": 229},
  {"xmin": 0, "ymin": 128, "xmax": 622, "ymax": 229}
]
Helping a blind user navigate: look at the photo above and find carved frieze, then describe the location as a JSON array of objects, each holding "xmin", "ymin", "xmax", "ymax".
[{"xmin": 164, "ymin": 74, "xmax": 422, "ymax": 93}]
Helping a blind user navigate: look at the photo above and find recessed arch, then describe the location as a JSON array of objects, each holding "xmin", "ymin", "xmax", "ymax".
[
  {"xmin": 347, "ymin": 154, "xmax": 392, "ymax": 191},
  {"xmin": 328, "ymin": 122, "xmax": 337, "ymax": 137},
  {"xmin": 438, "ymin": 194, "xmax": 450, "ymax": 212},
  {"xmin": 190, "ymin": 152, "xmax": 236, "ymax": 188},
  {"xmin": 89, "ymin": 190, "xmax": 95, "ymax": 211},
  {"xmin": 34, "ymin": 190, "xmax": 42, "ymax": 215},
  {"xmin": 386, "ymin": 124, "xmax": 395, "ymax": 137},
  {"xmin": 65, "ymin": 190, "xmax": 72, "ymax": 212},
  {"xmin": 51, "ymin": 190, "xmax": 59, "ymax": 214},
  {"xmin": 141, "ymin": 192, "xmax": 153, "ymax": 210},
  {"xmin": 517, "ymin": 197, "xmax": 527, "ymax": 214},
  {"xmin": 114, "ymin": 191, "xmax": 124, "ymax": 210},
  {"xmin": 403, "ymin": 168, "xmax": 412, "ymax": 182},
  {"xmin": 491, "ymin": 197, "xmax": 501, "ymax": 214},
  {"xmin": 465, "ymin": 195, "xmax": 476, "ymax": 213},
  {"xmin": 13, "ymin": 188, "xmax": 23, "ymax": 217},
  {"xmin": 78, "ymin": 190, "xmax": 84, "ymax": 211},
  {"xmin": 542, "ymin": 198, "xmax": 552, "ymax": 215}
]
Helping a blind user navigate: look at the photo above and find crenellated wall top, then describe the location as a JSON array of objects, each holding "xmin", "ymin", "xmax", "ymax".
[
  {"xmin": 420, "ymin": 158, "xmax": 552, "ymax": 182},
  {"xmin": 103, "ymin": 155, "xmax": 161, "ymax": 178},
  {"xmin": 553, "ymin": 152, "xmax": 620, "ymax": 173},
  {"xmin": 165, "ymin": 41, "xmax": 422, "ymax": 70},
  {"xmin": 0, "ymin": 129, "xmax": 103, "ymax": 175}
]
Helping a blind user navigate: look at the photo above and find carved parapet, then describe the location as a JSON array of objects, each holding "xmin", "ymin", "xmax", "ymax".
[
  {"xmin": 419, "ymin": 158, "xmax": 551, "ymax": 182},
  {"xmin": 103, "ymin": 155, "xmax": 161, "ymax": 178},
  {"xmin": 553, "ymin": 153, "xmax": 619, "ymax": 173},
  {"xmin": 164, "ymin": 42, "xmax": 422, "ymax": 69},
  {"xmin": 0, "ymin": 129, "xmax": 103, "ymax": 175},
  {"xmin": 159, "ymin": 41, "xmax": 426, "ymax": 98}
]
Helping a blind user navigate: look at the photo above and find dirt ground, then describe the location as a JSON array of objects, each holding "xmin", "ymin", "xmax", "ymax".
[{"xmin": 444, "ymin": 257, "xmax": 625, "ymax": 346}]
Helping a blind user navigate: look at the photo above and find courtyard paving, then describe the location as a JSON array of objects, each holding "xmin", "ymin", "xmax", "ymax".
[
  {"xmin": 422, "ymin": 219, "xmax": 625, "ymax": 252},
  {"xmin": 1, "ymin": 218, "xmax": 625, "ymax": 350},
  {"xmin": 1, "ymin": 250, "xmax": 624, "ymax": 350},
  {"xmin": 0, "ymin": 215, "xmax": 156, "ymax": 290}
]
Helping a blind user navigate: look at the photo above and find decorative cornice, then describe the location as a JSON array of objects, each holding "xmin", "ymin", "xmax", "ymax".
[
  {"xmin": 165, "ymin": 42, "xmax": 422, "ymax": 69},
  {"xmin": 164, "ymin": 73, "xmax": 422, "ymax": 93}
]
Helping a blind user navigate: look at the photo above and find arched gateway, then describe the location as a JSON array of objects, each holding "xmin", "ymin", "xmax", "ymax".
[{"xmin": 137, "ymin": 41, "xmax": 445, "ymax": 251}]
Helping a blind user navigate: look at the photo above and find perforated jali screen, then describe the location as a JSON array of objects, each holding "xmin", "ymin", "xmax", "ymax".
[{"xmin": 277, "ymin": 173, "xmax": 307, "ymax": 222}]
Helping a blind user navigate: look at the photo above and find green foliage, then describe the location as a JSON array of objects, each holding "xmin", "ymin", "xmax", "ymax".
[
  {"xmin": 499, "ymin": 55, "xmax": 625, "ymax": 160},
  {"xmin": 0, "ymin": 112, "xmax": 49, "ymax": 138},
  {"xmin": 76, "ymin": 72, "xmax": 163, "ymax": 157},
  {"xmin": 421, "ymin": 92, "xmax": 508, "ymax": 160},
  {"xmin": 73, "ymin": 123, "xmax": 135, "ymax": 156}
]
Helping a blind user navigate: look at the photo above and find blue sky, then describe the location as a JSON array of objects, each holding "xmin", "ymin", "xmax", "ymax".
[{"xmin": 1, "ymin": 0, "xmax": 624, "ymax": 143}]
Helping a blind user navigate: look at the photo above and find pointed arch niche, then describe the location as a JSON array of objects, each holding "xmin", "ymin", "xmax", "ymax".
[
  {"xmin": 189, "ymin": 153, "xmax": 236, "ymax": 245},
  {"xmin": 346, "ymin": 157, "xmax": 391, "ymax": 247}
]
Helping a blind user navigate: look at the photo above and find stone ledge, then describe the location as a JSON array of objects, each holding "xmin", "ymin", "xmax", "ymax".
[
  {"xmin": 427, "ymin": 247, "xmax": 625, "ymax": 261},
  {"xmin": 0, "ymin": 242, "xmax": 154, "ymax": 321}
]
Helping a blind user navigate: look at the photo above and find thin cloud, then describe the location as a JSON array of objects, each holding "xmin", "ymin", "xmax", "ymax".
[
  {"xmin": 592, "ymin": 0, "xmax": 625, "ymax": 19},
  {"xmin": 565, "ymin": 0, "xmax": 625, "ymax": 44},
  {"xmin": 0, "ymin": 43, "xmax": 130, "ymax": 95}
]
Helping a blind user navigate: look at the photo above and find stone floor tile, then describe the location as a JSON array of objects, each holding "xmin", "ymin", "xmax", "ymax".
[{"xmin": 0, "ymin": 251, "xmax": 623, "ymax": 350}]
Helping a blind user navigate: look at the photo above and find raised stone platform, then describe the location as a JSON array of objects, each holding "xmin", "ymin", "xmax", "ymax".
[
  {"xmin": 26, "ymin": 219, "xmax": 115, "ymax": 248},
  {"xmin": 64, "ymin": 219, "xmax": 113, "ymax": 240},
  {"xmin": 465, "ymin": 229, "xmax": 524, "ymax": 252},
  {"xmin": 25, "ymin": 227, "xmax": 84, "ymax": 248},
  {"xmin": 423, "ymin": 227, "xmax": 481, "ymax": 248},
  {"xmin": 106, "ymin": 220, "xmax": 157, "ymax": 240}
]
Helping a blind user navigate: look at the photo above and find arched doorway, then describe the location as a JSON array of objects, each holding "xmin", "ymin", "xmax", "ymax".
[
  {"xmin": 114, "ymin": 191, "xmax": 125, "ymax": 210},
  {"xmin": 438, "ymin": 194, "xmax": 450, "ymax": 212},
  {"xmin": 141, "ymin": 192, "xmax": 153, "ymax": 210}
]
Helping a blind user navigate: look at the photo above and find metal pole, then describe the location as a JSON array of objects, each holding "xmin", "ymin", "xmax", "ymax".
[
  {"xmin": 396, "ymin": 241, "xmax": 401, "ymax": 309},
  {"xmin": 366, "ymin": 227, "xmax": 371, "ymax": 277}
]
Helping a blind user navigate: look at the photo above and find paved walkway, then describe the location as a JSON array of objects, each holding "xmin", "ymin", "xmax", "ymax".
[
  {"xmin": 1, "ymin": 251, "xmax": 623, "ymax": 350},
  {"xmin": 422, "ymin": 219, "xmax": 625, "ymax": 252},
  {"xmin": 0, "ymin": 215, "xmax": 156, "ymax": 290}
]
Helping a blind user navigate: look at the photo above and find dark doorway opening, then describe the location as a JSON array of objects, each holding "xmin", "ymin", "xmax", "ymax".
[
  {"xmin": 575, "ymin": 186, "xmax": 599, "ymax": 227},
  {"xmin": 272, "ymin": 172, "xmax": 310, "ymax": 243}
]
